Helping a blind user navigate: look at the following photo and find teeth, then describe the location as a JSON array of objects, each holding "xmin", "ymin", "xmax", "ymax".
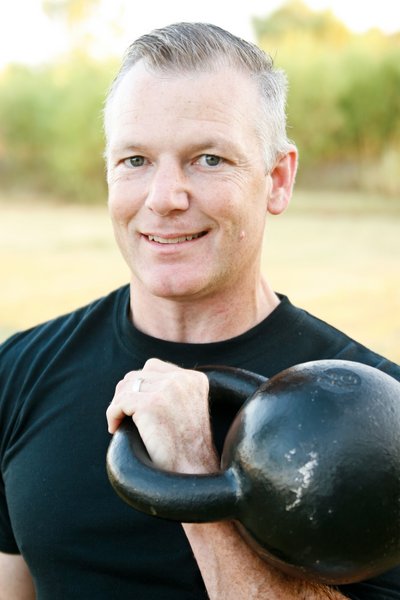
[{"xmin": 148, "ymin": 233, "xmax": 202, "ymax": 244}]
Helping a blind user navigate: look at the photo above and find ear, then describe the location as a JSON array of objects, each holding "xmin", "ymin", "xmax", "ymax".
[{"xmin": 266, "ymin": 145, "xmax": 298, "ymax": 216}]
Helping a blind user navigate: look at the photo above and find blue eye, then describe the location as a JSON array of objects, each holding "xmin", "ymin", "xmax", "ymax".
[
  {"xmin": 203, "ymin": 154, "xmax": 221, "ymax": 167},
  {"xmin": 126, "ymin": 156, "xmax": 145, "ymax": 167}
]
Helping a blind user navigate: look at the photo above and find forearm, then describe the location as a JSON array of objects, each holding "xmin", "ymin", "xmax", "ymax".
[
  {"xmin": 183, "ymin": 521, "xmax": 347, "ymax": 600},
  {"xmin": 0, "ymin": 553, "xmax": 35, "ymax": 600}
]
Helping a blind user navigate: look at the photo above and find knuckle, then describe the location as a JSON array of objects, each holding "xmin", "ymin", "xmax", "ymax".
[
  {"xmin": 123, "ymin": 370, "xmax": 139, "ymax": 381},
  {"xmin": 144, "ymin": 357, "xmax": 160, "ymax": 368},
  {"xmin": 115, "ymin": 380, "xmax": 124, "ymax": 393}
]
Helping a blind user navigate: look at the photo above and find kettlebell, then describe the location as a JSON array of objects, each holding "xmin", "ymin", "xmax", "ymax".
[{"xmin": 106, "ymin": 359, "xmax": 400, "ymax": 584}]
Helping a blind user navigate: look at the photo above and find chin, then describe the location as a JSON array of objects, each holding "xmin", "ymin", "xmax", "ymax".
[
  {"xmin": 151, "ymin": 285, "xmax": 204, "ymax": 301},
  {"xmin": 142, "ymin": 274, "xmax": 212, "ymax": 301}
]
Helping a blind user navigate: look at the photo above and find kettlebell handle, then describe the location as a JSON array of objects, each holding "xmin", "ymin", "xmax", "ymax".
[{"xmin": 106, "ymin": 366, "xmax": 266, "ymax": 521}]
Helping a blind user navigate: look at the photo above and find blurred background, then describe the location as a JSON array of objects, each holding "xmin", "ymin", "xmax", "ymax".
[{"xmin": 1, "ymin": 0, "xmax": 399, "ymax": 361}]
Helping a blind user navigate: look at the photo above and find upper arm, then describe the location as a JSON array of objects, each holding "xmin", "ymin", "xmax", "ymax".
[{"xmin": 0, "ymin": 552, "xmax": 35, "ymax": 600}]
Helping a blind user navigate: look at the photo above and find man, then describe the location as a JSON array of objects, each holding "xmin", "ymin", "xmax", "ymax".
[{"xmin": 0, "ymin": 22, "xmax": 399, "ymax": 599}]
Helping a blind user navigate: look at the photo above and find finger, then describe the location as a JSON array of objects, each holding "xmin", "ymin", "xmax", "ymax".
[
  {"xmin": 142, "ymin": 358, "xmax": 181, "ymax": 374},
  {"xmin": 106, "ymin": 399, "xmax": 130, "ymax": 434},
  {"xmin": 106, "ymin": 379, "xmax": 147, "ymax": 434},
  {"xmin": 106, "ymin": 392, "xmax": 142, "ymax": 434}
]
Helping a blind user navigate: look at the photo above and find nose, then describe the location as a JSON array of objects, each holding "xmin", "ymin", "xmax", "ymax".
[{"xmin": 145, "ymin": 160, "xmax": 190, "ymax": 216}]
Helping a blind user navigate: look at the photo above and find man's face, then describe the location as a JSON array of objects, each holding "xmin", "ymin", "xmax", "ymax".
[{"xmin": 106, "ymin": 61, "xmax": 274, "ymax": 302}]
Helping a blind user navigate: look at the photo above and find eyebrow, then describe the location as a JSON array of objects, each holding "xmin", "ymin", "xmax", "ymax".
[
  {"xmin": 110, "ymin": 137, "xmax": 236, "ymax": 157},
  {"xmin": 108, "ymin": 141, "xmax": 146, "ymax": 155}
]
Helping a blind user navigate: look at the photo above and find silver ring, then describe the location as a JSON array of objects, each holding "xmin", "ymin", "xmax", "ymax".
[{"xmin": 132, "ymin": 377, "xmax": 144, "ymax": 393}]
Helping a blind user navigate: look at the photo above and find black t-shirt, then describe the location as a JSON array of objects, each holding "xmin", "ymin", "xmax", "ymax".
[{"xmin": 1, "ymin": 285, "xmax": 399, "ymax": 599}]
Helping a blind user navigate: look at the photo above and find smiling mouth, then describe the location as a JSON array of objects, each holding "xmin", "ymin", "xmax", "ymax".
[{"xmin": 147, "ymin": 232, "xmax": 207, "ymax": 244}]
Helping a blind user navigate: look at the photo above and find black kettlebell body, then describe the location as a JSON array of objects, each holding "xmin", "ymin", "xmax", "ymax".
[
  {"xmin": 107, "ymin": 360, "xmax": 400, "ymax": 584},
  {"xmin": 219, "ymin": 361, "xmax": 400, "ymax": 582}
]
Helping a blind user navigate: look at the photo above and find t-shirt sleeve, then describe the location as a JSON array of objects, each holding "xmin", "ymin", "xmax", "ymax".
[
  {"xmin": 0, "ymin": 483, "xmax": 19, "ymax": 553},
  {"xmin": 0, "ymin": 333, "xmax": 24, "ymax": 554},
  {"xmin": 338, "ymin": 566, "xmax": 400, "ymax": 599}
]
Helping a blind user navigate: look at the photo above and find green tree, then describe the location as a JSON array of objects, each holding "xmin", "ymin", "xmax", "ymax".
[
  {"xmin": 254, "ymin": 0, "xmax": 400, "ymax": 194},
  {"xmin": 0, "ymin": 57, "xmax": 115, "ymax": 202},
  {"xmin": 253, "ymin": 0, "xmax": 350, "ymax": 47}
]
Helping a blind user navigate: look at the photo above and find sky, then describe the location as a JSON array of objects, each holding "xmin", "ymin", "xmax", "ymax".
[{"xmin": 0, "ymin": 0, "xmax": 399, "ymax": 69}]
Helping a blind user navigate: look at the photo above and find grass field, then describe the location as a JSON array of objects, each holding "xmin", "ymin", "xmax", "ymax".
[{"xmin": 1, "ymin": 190, "xmax": 399, "ymax": 362}]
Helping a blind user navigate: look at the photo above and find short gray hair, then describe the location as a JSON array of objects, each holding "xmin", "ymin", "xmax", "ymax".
[{"xmin": 104, "ymin": 22, "xmax": 292, "ymax": 170}]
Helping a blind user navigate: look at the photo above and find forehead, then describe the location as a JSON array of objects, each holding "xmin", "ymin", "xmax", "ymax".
[{"xmin": 106, "ymin": 61, "xmax": 262, "ymax": 143}]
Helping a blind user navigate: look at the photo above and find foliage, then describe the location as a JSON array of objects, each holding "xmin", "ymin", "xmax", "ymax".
[
  {"xmin": 254, "ymin": 0, "xmax": 400, "ymax": 195},
  {"xmin": 0, "ymin": 55, "xmax": 115, "ymax": 202},
  {"xmin": 254, "ymin": 0, "xmax": 350, "ymax": 46}
]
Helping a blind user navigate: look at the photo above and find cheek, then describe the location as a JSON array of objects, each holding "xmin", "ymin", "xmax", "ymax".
[
  {"xmin": 235, "ymin": 198, "xmax": 268, "ymax": 247},
  {"xmin": 108, "ymin": 195, "xmax": 126, "ymax": 225},
  {"xmin": 108, "ymin": 180, "xmax": 139, "ymax": 224}
]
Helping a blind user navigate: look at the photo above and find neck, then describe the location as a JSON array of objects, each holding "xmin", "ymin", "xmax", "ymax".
[{"xmin": 129, "ymin": 277, "xmax": 280, "ymax": 344}]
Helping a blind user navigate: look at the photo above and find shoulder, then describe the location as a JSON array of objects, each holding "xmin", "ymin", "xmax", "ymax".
[
  {"xmin": 277, "ymin": 296, "xmax": 400, "ymax": 381},
  {"xmin": 0, "ymin": 285, "xmax": 129, "ymax": 379}
]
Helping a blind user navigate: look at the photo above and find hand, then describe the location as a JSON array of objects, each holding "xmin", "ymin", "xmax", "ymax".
[{"xmin": 106, "ymin": 358, "xmax": 220, "ymax": 473}]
